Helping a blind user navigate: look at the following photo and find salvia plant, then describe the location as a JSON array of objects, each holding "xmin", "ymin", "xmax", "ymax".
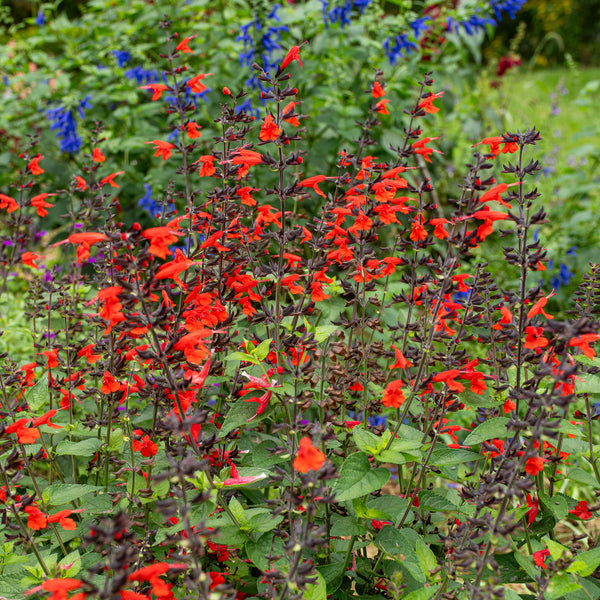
[{"xmin": 1, "ymin": 13, "xmax": 600, "ymax": 600}]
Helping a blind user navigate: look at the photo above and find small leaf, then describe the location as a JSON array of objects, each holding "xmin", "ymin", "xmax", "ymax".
[
  {"xmin": 315, "ymin": 325, "xmax": 339, "ymax": 343},
  {"xmin": 419, "ymin": 490, "xmax": 459, "ymax": 512},
  {"xmin": 567, "ymin": 467, "xmax": 600, "ymax": 489},
  {"xmin": 229, "ymin": 496, "xmax": 246, "ymax": 524},
  {"xmin": 304, "ymin": 570, "xmax": 326, "ymax": 600},
  {"xmin": 353, "ymin": 427, "xmax": 386, "ymax": 455},
  {"xmin": 220, "ymin": 399, "xmax": 261, "ymax": 436},
  {"xmin": 429, "ymin": 447, "xmax": 481, "ymax": 466},
  {"xmin": 462, "ymin": 417, "xmax": 510, "ymax": 446},
  {"xmin": 539, "ymin": 491, "xmax": 568, "ymax": 521},
  {"xmin": 224, "ymin": 351, "xmax": 260, "ymax": 364}
]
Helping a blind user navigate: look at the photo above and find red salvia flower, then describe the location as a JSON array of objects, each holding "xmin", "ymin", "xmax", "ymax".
[
  {"xmin": 569, "ymin": 500, "xmax": 593, "ymax": 520},
  {"xmin": 382, "ymin": 380, "xmax": 406, "ymax": 408},
  {"xmin": 259, "ymin": 114, "xmax": 281, "ymax": 142},
  {"xmin": 145, "ymin": 140, "xmax": 175, "ymax": 161},
  {"xmin": 22, "ymin": 251, "xmax": 40, "ymax": 269},
  {"xmin": 140, "ymin": 84, "xmax": 169, "ymax": 101},
  {"xmin": 0, "ymin": 193, "xmax": 19, "ymax": 213},
  {"xmin": 372, "ymin": 81, "xmax": 385, "ymax": 98},
  {"xmin": 175, "ymin": 35, "xmax": 196, "ymax": 53},
  {"xmin": 280, "ymin": 42, "xmax": 307, "ymax": 71},
  {"xmin": 28, "ymin": 154, "xmax": 44, "ymax": 175},
  {"xmin": 30, "ymin": 193, "xmax": 56, "ymax": 217},
  {"xmin": 532, "ymin": 549, "xmax": 550, "ymax": 570},
  {"xmin": 418, "ymin": 91, "xmax": 444, "ymax": 114},
  {"xmin": 187, "ymin": 73, "xmax": 213, "ymax": 94},
  {"xmin": 24, "ymin": 505, "xmax": 47, "ymax": 530},
  {"xmin": 99, "ymin": 171, "xmax": 124, "ymax": 188},
  {"xmin": 525, "ymin": 456, "xmax": 545, "ymax": 476},
  {"xmin": 293, "ymin": 437, "xmax": 325, "ymax": 472},
  {"xmin": 92, "ymin": 148, "xmax": 106, "ymax": 162}
]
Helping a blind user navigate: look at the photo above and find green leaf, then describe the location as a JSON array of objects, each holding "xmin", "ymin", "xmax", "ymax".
[
  {"xmin": 331, "ymin": 516, "xmax": 367, "ymax": 537},
  {"xmin": 403, "ymin": 586, "xmax": 439, "ymax": 600},
  {"xmin": 418, "ymin": 490, "xmax": 459, "ymax": 512},
  {"xmin": 559, "ymin": 419, "xmax": 584, "ymax": 438},
  {"xmin": 225, "ymin": 351, "xmax": 260, "ymax": 364},
  {"xmin": 245, "ymin": 534, "xmax": 285, "ymax": 572},
  {"xmin": 544, "ymin": 537, "xmax": 568, "ymax": 562},
  {"xmin": 220, "ymin": 399, "xmax": 261, "ymax": 436},
  {"xmin": 567, "ymin": 547, "xmax": 600, "ymax": 577},
  {"xmin": 25, "ymin": 377, "xmax": 49, "ymax": 411},
  {"xmin": 55, "ymin": 438, "xmax": 103, "ymax": 456},
  {"xmin": 415, "ymin": 538, "xmax": 437, "ymax": 579},
  {"xmin": 229, "ymin": 496, "xmax": 246, "ymax": 524},
  {"xmin": 429, "ymin": 447, "xmax": 481, "ymax": 466},
  {"xmin": 43, "ymin": 483, "xmax": 101, "ymax": 506},
  {"xmin": 463, "ymin": 417, "xmax": 510, "ymax": 446},
  {"xmin": 315, "ymin": 325, "xmax": 338, "ymax": 343},
  {"xmin": 376, "ymin": 526, "xmax": 425, "ymax": 583},
  {"xmin": 246, "ymin": 512, "xmax": 283, "ymax": 533},
  {"xmin": 304, "ymin": 571, "xmax": 326, "ymax": 600},
  {"xmin": 578, "ymin": 374, "xmax": 600, "ymax": 394},
  {"xmin": 253, "ymin": 338, "xmax": 272, "ymax": 362},
  {"xmin": 546, "ymin": 573, "xmax": 581, "ymax": 600},
  {"xmin": 367, "ymin": 496, "xmax": 411, "ymax": 526},
  {"xmin": 539, "ymin": 491, "xmax": 568, "ymax": 521},
  {"xmin": 567, "ymin": 467, "xmax": 600, "ymax": 489},
  {"xmin": 331, "ymin": 452, "xmax": 390, "ymax": 502},
  {"xmin": 353, "ymin": 427, "xmax": 387, "ymax": 455}
]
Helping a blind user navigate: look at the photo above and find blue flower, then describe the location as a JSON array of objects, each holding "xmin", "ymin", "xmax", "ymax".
[
  {"xmin": 34, "ymin": 9, "xmax": 45, "ymax": 26},
  {"xmin": 410, "ymin": 16, "xmax": 431, "ymax": 38},
  {"xmin": 490, "ymin": 0, "xmax": 528, "ymax": 20},
  {"xmin": 383, "ymin": 33, "xmax": 418, "ymax": 64},
  {"xmin": 111, "ymin": 50, "xmax": 132, "ymax": 68},
  {"xmin": 319, "ymin": 0, "xmax": 372, "ymax": 28},
  {"xmin": 124, "ymin": 66, "xmax": 159, "ymax": 85},
  {"xmin": 45, "ymin": 97, "xmax": 91, "ymax": 154},
  {"xmin": 138, "ymin": 183, "xmax": 161, "ymax": 218}
]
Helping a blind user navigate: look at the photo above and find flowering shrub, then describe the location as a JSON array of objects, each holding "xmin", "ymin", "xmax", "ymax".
[
  {"xmin": 0, "ymin": 0, "xmax": 528, "ymax": 223},
  {"xmin": 2, "ymin": 11, "xmax": 600, "ymax": 600}
]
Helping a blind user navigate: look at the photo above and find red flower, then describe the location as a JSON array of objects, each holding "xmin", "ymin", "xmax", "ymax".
[
  {"xmin": 569, "ymin": 334, "xmax": 599, "ymax": 359},
  {"xmin": 92, "ymin": 148, "xmax": 106, "ymax": 163},
  {"xmin": 418, "ymin": 91, "xmax": 444, "ymax": 114},
  {"xmin": 98, "ymin": 286, "xmax": 126, "ymax": 330},
  {"xmin": 28, "ymin": 154, "xmax": 44, "ymax": 175},
  {"xmin": 22, "ymin": 251, "xmax": 40, "ymax": 269},
  {"xmin": 77, "ymin": 343, "xmax": 102, "ymax": 364},
  {"xmin": 187, "ymin": 73, "xmax": 213, "ymax": 94},
  {"xmin": 375, "ymin": 99, "xmax": 390, "ymax": 115},
  {"xmin": 0, "ymin": 193, "xmax": 19, "ymax": 213},
  {"xmin": 390, "ymin": 346, "xmax": 412, "ymax": 370},
  {"xmin": 132, "ymin": 431, "xmax": 158, "ymax": 457},
  {"xmin": 48, "ymin": 509, "xmax": 79, "ymax": 530},
  {"xmin": 99, "ymin": 171, "xmax": 124, "ymax": 188},
  {"xmin": 195, "ymin": 155, "xmax": 216, "ymax": 177},
  {"xmin": 175, "ymin": 35, "xmax": 196, "ymax": 53},
  {"xmin": 569, "ymin": 500, "xmax": 593, "ymax": 520},
  {"xmin": 185, "ymin": 121, "xmax": 202, "ymax": 139},
  {"xmin": 43, "ymin": 349, "xmax": 60, "ymax": 368},
  {"xmin": 6, "ymin": 418, "xmax": 39, "ymax": 444},
  {"xmin": 145, "ymin": 140, "xmax": 175, "ymax": 161},
  {"xmin": 527, "ymin": 293, "xmax": 554, "ymax": 320},
  {"xmin": 532, "ymin": 549, "xmax": 550, "ymax": 570},
  {"xmin": 65, "ymin": 232, "xmax": 107, "ymax": 263},
  {"xmin": 382, "ymin": 380, "xmax": 406, "ymax": 408},
  {"xmin": 282, "ymin": 101, "xmax": 300, "ymax": 126},
  {"xmin": 24, "ymin": 505, "xmax": 47, "ymax": 530},
  {"xmin": 140, "ymin": 84, "xmax": 169, "ymax": 101},
  {"xmin": 101, "ymin": 371, "xmax": 121, "ymax": 394},
  {"xmin": 236, "ymin": 186, "xmax": 260, "ymax": 206},
  {"xmin": 479, "ymin": 182, "xmax": 521, "ymax": 208},
  {"xmin": 525, "ymin": 493, "xmax": 539, "ymax": 526},
  {"xmin": 525, "ymin": 456, "xmax": 545, "ymax": 476},
  {"xmin": 142, "ymin": 227, "xmax": 183, "ymax": 259},
  {"xmin": 259, "ymin": 114, "xmax": 281, "ymax": 142},
  {"xmin": 372, "ymin": 81, "xmax": 385, "ymax": 98},
  {"xmin": 30, "ymin": 193, "xmax": 56, "ymax": 217},
  {"xmin": 280, "ymin": 42, "xmax": 307, "ymax": 71},
  {"xmin": 293, "ymin": 437, "xmax": 325, "ymax": 473}
]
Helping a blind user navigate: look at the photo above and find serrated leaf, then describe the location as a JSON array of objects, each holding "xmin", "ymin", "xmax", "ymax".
[
  {"xmin": 376, "ymin": 526, "xmax": 425, "ymax": 582},
  {"xmin": 403, "ymin": 586, "xmax": 439, "ymax": 600},
  {"xmin": 246, "ymin": 512, "xmax": 283, "ymax": 533},
  {"xmin": 353, "ymin": 427, "xmax": 387, "ymax": 455},
  {"xmin": 578, "ymin": 374, "xmax": 600, "ymax": 394},
  {"xmin": 331, "ymin": 516, "xmax": 367, "ymax": 537},
  {"xmin": 331, "ymin": 452, "xmax": 390, "ymax": 502},
  {"xmin": 429, "ymin": 447, "xmax": 481, "ymax": 466},
  {"xmin": 567, "ymin": 467, "xmax": 600, "ymax": 488},
  {"xmin": 304, "ymin": 570, "xmax": 326, "ymax": 600},
  {"xmin": 225, "ymin": 351, "xmax": 260, "ymax": 364},
  {"xmin": 245, "ymin": 534, "xmax": 285, "ymax": 572},
  {"xmin": 25, "ymin": 377, "xmax": 49, "ymax": 411},
  {"xmin": 544, "ymin": 537, "xmax": 568, "ymax": 562},
  {"xmin": 419, "ymin": 490, "xmax": 459, "ymax": 512},
  {"xmin": 415, "ymin": 538, "xmax": 437, "ymax": 579},
  {"xmin": 463, "ymin": 417, "xmax": 510, "ymax": 446},
  {"xmin": 43, "ymin": 483, "xmax": 101, "ymax": 506},
  {"xmin": 56, "ymin": 438, "xmax": 103, "ymax": 456},
  {"xmin": 253, "ymin": 338, "xmax": 271, "ymax": 362},
  {"xmin": 220, "ymin": 399, "xmax": 261, "ymax": 436},
  {"xmin": 229, "ymin": 496, "xmax": 246, "ymax": 524},
  {"xmin": 539, "ymin": 491, "xmax": 568, "ymax": 521},
  {"xmin": 315, "ymin": 325, "xmax": 338, "ymax": 343},
  {"xmin": 567, "ymin": 547, "xmax": 600, "ymax": 577}
]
